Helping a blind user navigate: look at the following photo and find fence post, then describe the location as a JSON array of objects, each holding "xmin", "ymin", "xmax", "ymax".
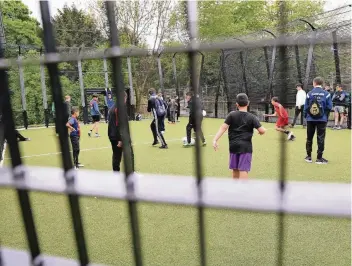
[
  {"xmin": 214, "ymin": 53, "xmax": 222, "ymax": 118},
  {"xmin": 198, "ymin": 51, "xmax": 205, "ymax": 101},
  {"xmin": 294, "ymin": 45, "xmax": 302, "ymax": 84},
  {"xmin": 172, "ymin": 52, "xmax": 181, "ymax": 121},
  {"xmin": 263, "ymin": 30, "xmax": 277, "ymax": 120},
  {"xmin": 40, "ymin": 47, "xmax": 49, "ymax": 127},
  {"xmin": 127, "ymin": 55, "xmax": 135, "ymax": 120},
  {"xmin": 18, "ymin": 46, "xmax": 28, "ymax": 129},
  {"xmin": 78, "ymin": 48, "xmax": 88, "ymax": 124},
  {"xmin": 300, "ymin": 19, "xmax": 316, "ymax": 92},
  {"xmin": 157, "ymin": 51, "xmax": 164, "ymax": 94},
  {"xmin": 332, "ymin": 30, "xmax": 341, "ymax": 84}
]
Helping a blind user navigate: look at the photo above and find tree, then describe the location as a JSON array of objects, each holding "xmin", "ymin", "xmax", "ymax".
[
  {"xmin": 0, "ymin": 1, "xmax": 41, "ymax": 45},
  {"xmin": 53, "ymin": 4, "xmax": 105, "ymax": 47},
  {"xmin": 88, "ymin": 0, "xmax": 174, "ymax": 112}
]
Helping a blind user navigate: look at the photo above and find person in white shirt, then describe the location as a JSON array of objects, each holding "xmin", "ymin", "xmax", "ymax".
[{"xmin": 290, "ymin": 83, "xmax": 307, "ymax": 128}]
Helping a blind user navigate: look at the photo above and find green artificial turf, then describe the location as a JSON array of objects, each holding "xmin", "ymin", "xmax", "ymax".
[{"xmin": 1, "ymin": 118, "xmax": 351, "ymax": 265}]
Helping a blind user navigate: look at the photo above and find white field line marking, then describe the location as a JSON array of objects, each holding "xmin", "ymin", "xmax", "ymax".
[
  {"xmin": 4, "ymin": 129, "xmax": 272, "ymax": 160},
  {"xmin": 0, "ymin": 142, "xmax": 7, "ymax": 167},
  {"xmin": 4, "ymin": 134, "xmax": 219, "ymax": 160}
]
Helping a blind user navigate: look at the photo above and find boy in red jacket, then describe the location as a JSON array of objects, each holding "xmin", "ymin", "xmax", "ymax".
[{"xmin": 264, "ymin": 97, "xmax": 295, "ymax": 141}]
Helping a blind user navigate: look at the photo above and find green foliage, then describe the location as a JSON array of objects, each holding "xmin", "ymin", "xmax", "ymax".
[
  {"xmin": 53, "ymin": 4, "xmax": 105, "ymax": 47},
  {"xmin": 1, "ymin": 1, "xmax": 41, "ymax": 45}
]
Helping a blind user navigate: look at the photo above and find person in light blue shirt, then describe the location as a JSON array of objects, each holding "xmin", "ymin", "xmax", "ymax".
[{"xmin": 303, "ymin": 77, "xmax": 333, "ymax": 165}]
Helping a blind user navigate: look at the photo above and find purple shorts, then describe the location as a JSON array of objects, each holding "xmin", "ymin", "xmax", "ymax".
[{"xmin": 229, "ymin": 153, "xmax": 252, "ymax": 172}]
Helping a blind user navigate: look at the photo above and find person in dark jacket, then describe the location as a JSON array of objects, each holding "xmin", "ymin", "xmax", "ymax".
[
  {"xmin": 185, "ymin": 91, "xmax": 206, "ymax": 146},
  {"xmin": 147, "ymin": 88, "xmax": 168, "ymax": 149},
  {"xmin": 332, "ymin": 84, "xmax": 347, "ymax": 130},
  {"xmin": 304, "ymin": 77, "xmax": 333, "ymax": 164},
  {"xmin": 108, "ymin": 92, "xmax": 134, "ymax": 172}
]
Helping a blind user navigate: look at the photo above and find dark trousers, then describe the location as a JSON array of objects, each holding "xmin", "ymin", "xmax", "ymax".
[
  {"xmin": 70, "ymin": 135, "xmax": 80, "ymax": 166},
  {"xmin": 306, "ymin": 121, "xmax": 327, "ymax": 159},
  {"xmin": 15, "ymin": 130, "xmax": 27, "ymax": 141},
  {"xmin": 186, "ymin": 119, "xmax": 205, "ymax": 144},
  {"xmin": 109, "ymin": 139, "xmax": 135, "ymax": 172},
  {"xmin": 150, "ymin": 118, "xmax": 167, "ymax": 146},
  {"xmin": 292, "ymin": 105, "xmax": 305, "ymax": 126},
  {"xmin": 177, "ymin": 106, "xmax": 180, "ymax": 121},
  {"xmin": 170, "ymin": 111, "xmax": 176, "ymax": 123}
]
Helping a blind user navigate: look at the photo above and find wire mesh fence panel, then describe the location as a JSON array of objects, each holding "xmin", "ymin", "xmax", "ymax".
[{"xmin": 0, "ymin": 2, "xmax": 351, "ymax": 266}]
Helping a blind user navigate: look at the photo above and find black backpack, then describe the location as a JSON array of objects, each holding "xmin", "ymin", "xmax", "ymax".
[{"xmin": 308, "ymin": 95, "xmax": 324, "ymax": 118}]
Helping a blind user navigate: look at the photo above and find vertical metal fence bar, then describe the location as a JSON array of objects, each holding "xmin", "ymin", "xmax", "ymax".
[
  {"xmin": 157, "ymin": 53, "xmax": 164, "ymax": 94},
  {"xmin": 103, "ymin": 57, "xmax": 109, "ymax": 89},
  {"xmin": 172, "ymin": 53, "xmax": 180, "ymax": 98},
  {"xmin": 127, "ymin": 56, "xmax": 135, "ymax": 106},
  {"xmin": 263, "ymin": 46, "xmax": 270, "ymax": 122},
  {"xmin": 105, "ymin": 2, "xmax": 142, "ymax": 266},
  {"xmin": 214, "ymin": 53, "xmax": 222, "ymax": 118},
  {"xmin": 303, "ymin": 31, "xmax": 316, "ymax": 92},
  {"xmin": 0, "ymin": 39, "xmax": 42, "ymax": 266},
  {"xmin": 276, "ymin": 2, "xmax": 289, "ymax": 265},
  {"xmin": 294, "ymin": 45, "xmax": 302, "ymax": 84},
  {"xmin": 198, "ymin": 52, "xmax": 205, "ymax": 101},
  {"xmin": 18, "ymin": 46, "xmax": 28, "ymax": 129},
  {"xmin": 332, "ymin": 30, "xmax": 341, "ymax": 84},
  {"xmin": 186, "ymin": 1, "xmax": 206, "ymax": 265},
  {"xmin": 39, "ymin": 2, "xmax": 89, "ymax": 265},
  {"xmin": 40, "ymin": 48, "xmax": 49, "ymax": 128},
  {"xmin": 77, "ymin": 48, "xmax": 86, "ymax": 117}
]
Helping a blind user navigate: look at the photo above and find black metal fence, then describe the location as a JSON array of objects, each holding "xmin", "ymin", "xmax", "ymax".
[{"xmin": 0, "ymin": 1, "xmax": 351, "ymax": 266}]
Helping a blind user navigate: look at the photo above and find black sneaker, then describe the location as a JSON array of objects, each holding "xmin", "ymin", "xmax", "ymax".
[
  {"xmin": 159, "ymin": 145, "xmax": 168, "ymax": 149},
  {"xmin": 305, "ymin": 156, "xmax": 312, "ymax": 163},
  {"xmin": 152, "ymin": 141, "xmax": 159, "ymax": 146},
  {"xmin": 316, "ymin": 158, "xmax": 328, "ymax": 164}
]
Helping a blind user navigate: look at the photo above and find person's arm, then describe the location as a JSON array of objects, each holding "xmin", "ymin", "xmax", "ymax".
[
  {"xmin": 339, "ymin": 92, "xmax": 346, "ymax": 101},
  {"xmin": 147, "ymin": 98, "xmax": 152, "ymax": 112},
  {"xmin": 304, "ymin": 93, "xmax": 310, "ymax": 118},
  {"xmin": 66, "ymin": 119, "xmax": 75, "ymax": 132},
  {"xmin": 212, "ymin": 123, "xmax": 229, "ymax": 151},
  {"xmin": 326, "ymin": 92, "xmax": 333, "ymax": 111},
  {"xmin": 253, "ymin": 117, "xmax": 266, "ymax": 135},
  {"xmin": 263, "ymin": 111, "xmax": 277, "ymax": 117}
]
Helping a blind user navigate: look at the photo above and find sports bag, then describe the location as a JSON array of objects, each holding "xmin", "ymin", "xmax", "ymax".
[
  {"xmin": 308, "ymin": 95, "xmax": 324, "ymax": 118},
  {"xmin": 155, "ymin": 98, "xmax": 166, "ymax": 117}
]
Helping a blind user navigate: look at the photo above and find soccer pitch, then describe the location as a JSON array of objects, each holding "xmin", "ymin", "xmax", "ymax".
[{"xmin": 1, "ymin": 118, "xmax": 350, "ymax": 265}]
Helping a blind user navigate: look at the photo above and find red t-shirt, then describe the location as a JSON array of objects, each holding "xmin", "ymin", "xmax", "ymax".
[{"xmin": 274, "ymin": 104, "xmax": 288, "ymax": 119}]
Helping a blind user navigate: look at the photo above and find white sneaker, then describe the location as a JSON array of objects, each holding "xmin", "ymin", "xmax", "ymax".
[
  {"xmin": 287, "ymin": 132, "xmax": 293, "ymax": 140},
  {"xmin": 78, "ymin": 163, "xmax": 84, "ymax": 167},
  {"xmin": 95, "ymin": 134, "xmax": 101, "ymax": 137},
  {"xmin": 161, "ymin": 131, "xmax": 165, "ymax": 135}
]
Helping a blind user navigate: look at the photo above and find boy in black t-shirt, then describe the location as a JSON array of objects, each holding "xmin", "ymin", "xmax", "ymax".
[{"xmin": 213, "ymin": 93, "xmax": 266, "ymax": 179}]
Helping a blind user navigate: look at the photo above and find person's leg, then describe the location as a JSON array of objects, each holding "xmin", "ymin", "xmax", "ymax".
[
  {"xmin": 71, "ymin": 136, "xmax": 78, "ymax": 167},
  {"xmin": 186, "ymin": 122, "xmax": 193, "ymax": 144},
  {"xmin": 305, "ymin": 121, "xmax": 316, "ymax": 161},
  {"xmin": 237, "ymin": 153, "xmax": 251, "ymax": 179},
  {"xmin": 339, "ymin": 108, "xmax": 345, "ymax": 127},
  {"xmin": 156, "ymin": 117, "xmax": 167, "ymax": 147},
  {"xmin": 291, "ymin": 106, "xmax": 300, "ymax": 127},
  {"xmin": 316, "ymin": 122, "xmax": 327, "ymax": 162},
  {"xmin": 15, "ymin": 130, "xmax": 27, "ymax": 141},
  {"xmin": 89, "ymin": 118, "xmax": 97, "ymax": 136},
  {"xmin": 150, "ymin": 119, "xmax": 158, "ymax": 144},
  {"xmin": 95, "ymin": 119, "xmax": 100, "ymax": 135},
  {"xmin": 194, "ymin": 119, "xmax": 206, "ymax": 144},
  {"xmin": 229, "ymin": 153, "xmax": 239, "ymax": 179},
  {"xmin": 232, "ymin": 169, "xmax": 240, "ymax": 179},
  {"xmin": 334, "ymin": 108, "xmax": 339, "ymax": 128},
  {"xmin": 110, "ymin": 139, "xmax": 123, "ymax": 172}
]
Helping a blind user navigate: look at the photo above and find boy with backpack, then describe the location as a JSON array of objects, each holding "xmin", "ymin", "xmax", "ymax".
[
  {"xmin": 147, "ymin": 88, "xmax": 168, "ymax": 149},
  {"xmin": 304, "ymin": 77, "xmax": 333, "ymax": 164}
]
